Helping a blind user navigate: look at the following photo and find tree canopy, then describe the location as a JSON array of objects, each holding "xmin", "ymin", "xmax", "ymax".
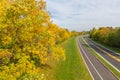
[
  {"xmin": 90, "ymin": 27, "xmax": 120, "ymax": 47},
  {"xmin": 0, "ymin": 0, "xmax": 78, "ymax": 79}
]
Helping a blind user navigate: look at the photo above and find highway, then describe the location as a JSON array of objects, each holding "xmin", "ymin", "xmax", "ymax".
[
  {"xmin": 77, "ymin": 37, "xmax": 119, "ymax": 80},
  {"xmin": 84, "ymin": 36, "xmax": 120, "ymax": 71}
]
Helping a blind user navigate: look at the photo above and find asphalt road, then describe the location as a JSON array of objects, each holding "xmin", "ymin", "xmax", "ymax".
[
  {"xmin": 84, "ymin": 36, "xmax": 120, "ymax": 71},
  {"xmin": 77, "ymin": 37, "xmax": 119, "ymax": 80}
]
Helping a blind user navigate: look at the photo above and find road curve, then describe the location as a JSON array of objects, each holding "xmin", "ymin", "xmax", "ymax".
[
  {"xmin": 77, "ymin": 37, "xmax": 119, "ymax": 80},
  {"xmin": 84, "ymin": 36, "xmax": 120, "ymax": 71}
]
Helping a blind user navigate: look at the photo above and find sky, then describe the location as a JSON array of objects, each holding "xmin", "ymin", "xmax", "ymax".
[{"xmin": 45, "ymin": 0, "xmax": 120, "ymax": 31}]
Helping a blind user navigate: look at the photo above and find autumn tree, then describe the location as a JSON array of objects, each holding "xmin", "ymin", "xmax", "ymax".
[
  {"xmin": 0, "ymin": 0, "xmax": 68, "ymax": 79},
  {"xmin": 90, "ymin": 27, "xmax": 120, "ymax": 48}
]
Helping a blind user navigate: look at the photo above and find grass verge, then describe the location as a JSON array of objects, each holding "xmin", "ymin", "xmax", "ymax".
[
  {"xmin": 54, "ymin": 37, "xmax": 92, "ymax": 80},
  {"xmin": 80, "ymin": 37, "xmax": 120, "ymax": 79},
  {"xmin": 41, "ymin": 37, "xmax": 92, "ymax": 80}
]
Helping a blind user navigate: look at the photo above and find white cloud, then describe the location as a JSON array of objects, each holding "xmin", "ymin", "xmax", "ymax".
[{"xmin": 46, "ymin": 0, "xmax": 120, "ymax": 31}]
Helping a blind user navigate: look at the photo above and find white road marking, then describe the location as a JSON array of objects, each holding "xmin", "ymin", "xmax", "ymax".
[
  {"xmin": 76, "ymin": 38, "xmax": 94, "ymax": 80},
  {"xmin": 79, "ymin": 38, "xmax": 104, "ymax": 80},
  {"xmin": 88, "ymin": 38, "xmax": 120, "ymax": 56},
  {"xmin": 84, "ymin": 38, "xmax": 120, "ymax": 73}
]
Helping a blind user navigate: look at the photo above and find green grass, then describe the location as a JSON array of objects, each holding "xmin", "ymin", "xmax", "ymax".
[
  {"xmin": 40, "ymin": 37, "xmax": 92, "ymax": 80},
  {"xmin": 54, "ymin": 37, "xmax": 92, "ymax": 80},
  {"xmin": 81, "ymin": 37, "xmax": 120, "ymax": 79},
  {"xmin": 90, "ymin": 38, "xmax": 120, "ymax": 54}
]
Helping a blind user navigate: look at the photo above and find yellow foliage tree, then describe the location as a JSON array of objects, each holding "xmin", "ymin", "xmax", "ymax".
[{"xmin": 0, "ymin": 0, "xmax": 69, "ymax": 79}]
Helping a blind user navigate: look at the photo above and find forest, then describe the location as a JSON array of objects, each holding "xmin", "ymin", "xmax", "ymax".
[{"xmin": 90, "ymin": 27, "xmax": 120, "ymax": 47}]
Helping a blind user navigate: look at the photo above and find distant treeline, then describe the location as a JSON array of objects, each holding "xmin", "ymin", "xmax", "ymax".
[{"xmin": 89, "ymin": 27, "xmax": 120, "ymax": 47}]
